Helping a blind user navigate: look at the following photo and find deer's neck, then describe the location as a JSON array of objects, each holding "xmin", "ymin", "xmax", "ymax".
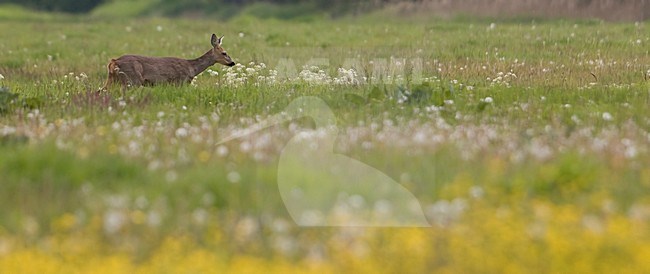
[{"xmin": 189, "ymin": 50, "xmax": 217, "ymax": 77}]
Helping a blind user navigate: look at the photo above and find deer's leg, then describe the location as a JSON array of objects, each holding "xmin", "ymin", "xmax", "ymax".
[
  {"xmin": 116, "ymin": 72, "xmax": 130, "ymax": 97},
  {"xmin": 114, "ymin": 62, "xmax": 145, "ymax": 97},
  {"xmin": 100, "ymin": 75, "xmax": 113, "ymax": 92},
  {"xmin": 131, "ymin": 62, "xmax": 146, "ymax": 87}
]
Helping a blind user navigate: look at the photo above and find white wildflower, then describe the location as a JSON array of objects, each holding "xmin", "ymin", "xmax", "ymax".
[
  {"xmin": 489, "ymin": 71, "xmax": 516, "ymax": 87},
  {"xmin": 227, "ymin": 171, "xmax": 241, "ymax": 183},
  {"xmin": 602, "ymin": 112, "xmax": 613, "ymax": 121},
  {"xmin": 334, "ymin": 68, "xmax": 360, "ymax": 85},
  {"xmin": 426, "ymin": 198, "xmax": 468, "ymax": 227},
  {"xmin": 216, "ymin": 145, "xmax": 229, "ymax": 157},
  {"xmin": 207, "ymin": 69, "xmax": 218, "ymax": 76},
  {"xmin": 103, "ymin": 210, "xmax": 127, "ymax": 235},
  {"xmin": 298, "ymin": 66, "xmax": 332, "ymax": 85},
  {"xmin": 175, "ymin": 127, "xmax": 188, "ymax": 138}
]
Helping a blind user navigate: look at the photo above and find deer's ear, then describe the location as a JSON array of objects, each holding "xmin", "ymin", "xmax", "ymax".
[
  {"xmin": 211, "ymin": 34, "xmax": 218, "ymax": 47},
  {"xmin": 218, "ymin": 35, "xmax": 224, "ymax": 46}
]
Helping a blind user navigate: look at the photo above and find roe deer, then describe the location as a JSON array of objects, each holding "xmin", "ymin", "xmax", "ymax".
[{"xmin": 101, "ymin": 33, "xmax": 235, "ymax": 91}]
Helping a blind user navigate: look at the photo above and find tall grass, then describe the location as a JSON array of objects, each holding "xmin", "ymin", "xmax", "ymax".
[{"xmin": 0, "ymin": 10, "xmax": 649, "ymax": 273}]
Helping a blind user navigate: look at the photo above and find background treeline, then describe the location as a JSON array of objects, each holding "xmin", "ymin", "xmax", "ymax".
[
  {"xmin": 0, "ymin": 0, "xmax": 646, "ymax": 21},
  {"xmin": 0, "ymin": 0, "xmax": 387, "ymax": 15},
  {"xmin": 0, "ymin": 0, "xmax": 106, "ymax": 13}
]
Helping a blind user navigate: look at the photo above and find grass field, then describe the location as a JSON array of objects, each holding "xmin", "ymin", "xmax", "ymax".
[{"xmin": 1, "ymin": 7, "xmax": 650, "ymax": 273}]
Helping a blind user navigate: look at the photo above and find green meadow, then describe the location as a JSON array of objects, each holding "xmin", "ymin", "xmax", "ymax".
[{"xmin": 0, "ymin": 5, "xmax": 649, "ymax": 272}]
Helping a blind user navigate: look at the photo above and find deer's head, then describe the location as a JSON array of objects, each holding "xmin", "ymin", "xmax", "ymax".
[{"xmin": 211, "ymin": 33, "xmax": 236, "ymax": 67}]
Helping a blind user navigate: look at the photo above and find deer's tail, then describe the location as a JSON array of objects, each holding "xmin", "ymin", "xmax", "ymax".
[{"xmin": 100, "ymin": 59, "xmax": 119, "ymax": 92}]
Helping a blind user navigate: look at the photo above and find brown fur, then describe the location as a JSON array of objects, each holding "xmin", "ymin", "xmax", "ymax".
[{"xmin": 100, "ymin": 34, "xmax": 235, "ymax": 92}]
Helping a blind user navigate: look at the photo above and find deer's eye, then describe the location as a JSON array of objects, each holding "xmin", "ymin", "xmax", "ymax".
[{"xmin": 222, "ymin": 52, "xmax": 228, "ymax": 56}]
